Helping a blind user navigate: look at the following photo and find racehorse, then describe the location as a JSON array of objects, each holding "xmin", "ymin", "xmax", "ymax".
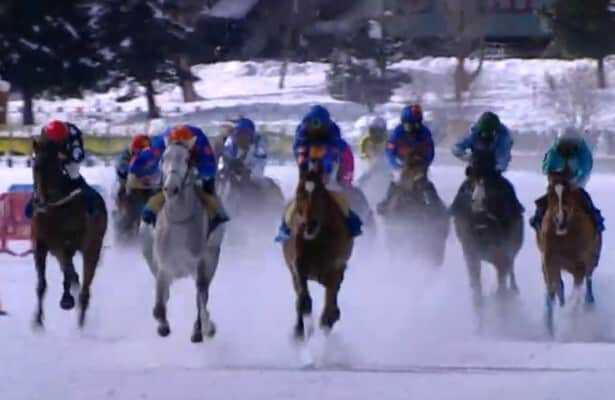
[
  {"xmin": 141, "ymin": 139, "xmax": 225, "ymax": 342},
  {"xmin": 217, "ymin": 156, "xmax": 284, "ymax": 246},
  {"xmin": 282, "ymin": 147, "xmax": 353, "ymax": 340},
  {"xmin": 537, "ymin": 168, "xmax": 600, "ymax": 336},
  {"xmin": 113, "ymin": 180, "xmax": 154, "ymax": 244},
  {"xmin": 452, "ymin": 151, "xmax": 523, "ymax": 310},
  {"xmin": 379, "ymin": 147, "xmax": 449, "ymax": 266},
  {"xmin": 31, "ymin": 136, "xmax": 108, "ymax": 328}
]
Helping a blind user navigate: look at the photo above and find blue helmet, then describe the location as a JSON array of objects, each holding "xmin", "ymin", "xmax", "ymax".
[
  {"xmin": 401, "ymin": 104, "xmax": 423, "ymax": 124},
  {"xmin": 302, "ymin": 105, "xmax": 331, "ymax": 131},
  {"xmin": 234, "ymin": 117, "xmax": 255, "ymax": 135}
]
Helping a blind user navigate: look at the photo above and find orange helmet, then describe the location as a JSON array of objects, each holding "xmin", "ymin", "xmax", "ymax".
[
  {"xmin": 130, "ymin": 134, "xmax": 150, "ymax": 154},
  {"xmin": 169, "ymin": 125, "xmax": 194, "ymax": 143}
]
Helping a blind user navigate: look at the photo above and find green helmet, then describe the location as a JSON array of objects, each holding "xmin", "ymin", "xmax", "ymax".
[{"xmin": 476, "ymin": 111, "xmax": 500, "ymax": 139}]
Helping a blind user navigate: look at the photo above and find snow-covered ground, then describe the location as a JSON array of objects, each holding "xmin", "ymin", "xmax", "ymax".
[
  {"xmin": 2, "ymin": 159, "xmax": 615, "ymax": 400},
  {"xmin": 5, "ymin": 57, "xmax": 615, "ymax": 140}
]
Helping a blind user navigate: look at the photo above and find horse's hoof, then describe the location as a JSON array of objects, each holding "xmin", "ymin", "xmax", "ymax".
[
  {"xmin": 157, "ymin": 325, "xmax": 171, "ymax": 337},
  {"xmin": 60, "ymin": 294, "xmax": 75, "ymax": 310},
  {"xmin": 293, "ymin": 326, "xmax": 305, "ymax": 342},
  {"xmin": 0, "ymin": 310, "xmax": 7, "ymax": 316},
  {"xmin": 191, "ymin": 331, "xmax": 203, "ymax": 343},
  {"xmin": 205, "ymin": 321, "xmax": 216, "ymax": 338},
  {"xmin": 152, "ymin": 305, "xmax": 165, "ymax": 320},
  {"xmin": 32, "ymin": 316, "xmax": 44, "ymax": 332}
]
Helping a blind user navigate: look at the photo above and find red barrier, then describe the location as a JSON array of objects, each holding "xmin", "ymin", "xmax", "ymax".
[{"xmin": 0, "ymin": 192, "xmax": 33, "ymax": 256}]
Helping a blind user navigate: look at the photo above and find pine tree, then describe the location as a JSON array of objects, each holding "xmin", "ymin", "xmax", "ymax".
[
  {"xmin": 91, "ymin": 0, "xmax": 191, "ymax": 118},
  {"xmin": 542, "ymin": 0, "xmax": 615, "ymax": 88},
  {"xmin": 0, "ymin": 0, "xmax": 101, "ymax": 125}
]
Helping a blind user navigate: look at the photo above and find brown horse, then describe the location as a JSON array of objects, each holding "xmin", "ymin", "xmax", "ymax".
[
  {"xmin": 379, "ymin": 147, "xmax": 449, "ymax": 266},
  {"xmin": 113, "ymin": 177, "xmax": 155, "ymax": 244},
  {"xmin": 31, "ymin": 136, "xmax": 107, "ymax": 328},
  {"xmin": 282, "ymin": 152, "xmax": 353, "ymax": 340},
  {"xmin": 538, "ymin": 169, "xmax": 600, "ymax": 337}
]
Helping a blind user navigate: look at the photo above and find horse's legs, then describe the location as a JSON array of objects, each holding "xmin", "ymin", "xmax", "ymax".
[
  {"xmin": 59, "ymin": 250, "xmax": 80, "ymax": 311},
  {"xmin": 543, "ymin": 260, "xmax": 561, "ymax": 337},
  {"xmin": 33, "ymin": 241, "xmax": 48, "ymax": 328},
  {"xmin": 293, "ymin": 271, "xmax": 312, "ymax": 341},
  {"xmin": 509, "ymin": 268, "xmax": 520, "ymax": 295},
  {"xmin": 78, "ymin": 248, "xmax": 101, "ymax": 328},
  {"xmin": 585, "ymin": 272, "xmax": 595, "ymax": 306},
  {"xmin": 321, "ymin": 269, "xmax": 344, "ymax": 333},
  {"xmin": 153, "ymin": 271, "xmax": 171, "ymax": 337},
  {"xmin": 192, "ymin": 261, "xmax": 216, "ymax": 343},
  {"xmin": 463, "ymin": 252, "xmax": 483, "ymax": 309}
]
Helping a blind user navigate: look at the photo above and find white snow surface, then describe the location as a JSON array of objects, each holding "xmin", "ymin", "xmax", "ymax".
[
  {"xmin": 6, "ymin": 57, "xmax": 615, "ymax": 139},
  {"xmin": 2, "ymin": 160, "xmax": 615, "ymax": 399}
]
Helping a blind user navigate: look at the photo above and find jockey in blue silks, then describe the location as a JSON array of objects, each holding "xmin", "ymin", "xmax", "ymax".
[
  {"xmin": 530, "ymin": 129, "xmax": 604, "ymax": 235},
  {"xmin": 377, "ymin": 104, "xmax": 436, "ymax": 213},
  {"xmin": 449, "ymin": 111, "xmax": 524, "ymax": 216},
  {"xmin": 128, "ymin": 124, "xmax": 229, "ymax": 229},
  {"xmin": 221, "ymin": 117, "xmax": 268, "ymax": 183},
  {"xmin": 275, "ymin": 105, "xmax": 363, "ymax": 242}
]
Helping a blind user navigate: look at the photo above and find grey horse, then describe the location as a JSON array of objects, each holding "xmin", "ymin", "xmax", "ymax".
[{"xmin": 141, "ymin": 138, "xmax": 225, "ymax": 342}]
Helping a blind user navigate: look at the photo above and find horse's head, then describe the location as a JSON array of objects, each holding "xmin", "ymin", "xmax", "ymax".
[
  {"xmin": 296, "ymin": 145, "xmax": 328, "ymax": 240},
  {"xmin": 470, "ymin": 178, "xmax": 488, "ymax": 213},
  {"xmin": 399, "ymin": 146, "xmax": 428, "ymax": 192},
  {"xmin": 547, "ymin": 170, "xmax": 574, "ymax": 236},
  {"xmin": 161, "ymin": 137, "xmax": 196, "ymax": 199},
  {"xmin": 31, "ymin": 136, "xmax": 66, "ymax": 202}
]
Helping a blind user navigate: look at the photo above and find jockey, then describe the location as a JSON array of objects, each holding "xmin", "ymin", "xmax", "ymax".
[
  {"xmin": 115, "ymin": 134, "xmax": 151, "ymax": 183},
  {"xmin": 130, "ymin": 124, "xmax": 229, "ymax": 230},
  {"xmin": 449, "ymin": 111, "xmax": 523, "ymax": 215},
  {"xmin": 359, "ymin": 116, "xmax": 388, "ymax": 161},
  {"xmin": 275, "ymin": 104, "xmax": 362, "ymax": 242},
  {"xmin": 530, "ymin": 130, "xmax": 604, "ymax": 235},
  {"xmin": 25, "ymin": 120, "xmax": 99, "ymax": 218},
  {"xmin": 377, "ymin": 104, "xmax": 435, "ymax": 213},
  {"xmin": 221, "ymin": 117, "xmax": 268, "ymax": 182}
]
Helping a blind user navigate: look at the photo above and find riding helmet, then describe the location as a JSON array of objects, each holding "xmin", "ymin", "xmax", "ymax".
[
  {"xmin": 302, "ymin": 104, "xmax": 331, "ymax": 134},
  {"xmin": 169, "ymin": 125, "xmax": 195, "ymax": 143},
  {"xmin": 369, "ymin": 116, "xmax": 387, "ymax": 132},
  {"xmin": 234, "ymin": 117, "xmax": 256, "ymax": 136},
  {"xmin": 42, "ymin": 120, "xmax": 69, "ymax": 141},
  {"xmin": 130, "ymin": 134, "xmax": 151, "ymax": 154},
  {"xmin": 476, "ymin": 111, "xmax": 500, "ymax": 138},
  {"xmin": 556, "ymin": 128, "xmax": 581, "ymax": 158},
  {"xmin": 400, "ymin": 104, "xmax": 423, "ymax": 124}
]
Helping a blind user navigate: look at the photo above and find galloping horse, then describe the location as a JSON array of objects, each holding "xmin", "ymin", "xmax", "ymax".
[
  {"xmin": 452, "ymin": 150, "xmax": 523, "ymax": 309},
  {"xmin": 537, "ymin": 168, "xmax": 600, "ymax": 336},
  {"xmin": 113, "ymin": 180, "xmax": 155, "ymax": 244},
  {"xmin": 379, "ymin": 147, "xmax": 449, "ymax": 266},
  {"xmin": 217, "ymin": 156, "xmax": 284, "ymax": 246},
  {"xmin": 282, "ymin": 147, "xmax": 353, "ymax": 340},
  {"xmin": 142, "ymin": 139, "xmax": 225, "ymax": 342},
  {"xmin": 31, "ymin": 136, "xmax": 107, "ymax": 328}
]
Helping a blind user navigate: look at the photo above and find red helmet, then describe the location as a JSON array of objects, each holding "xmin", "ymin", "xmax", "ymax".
[
  {"xmin": 130, "ymin": 134, "xmax": 151, "ymax": 154},
  {"xmin": 169, "ymin": 125, "xmax": 194, "ymax": 143},
  {"xmin": 43, "ymin": 120, "xmax": 69, "ymax": 141}
]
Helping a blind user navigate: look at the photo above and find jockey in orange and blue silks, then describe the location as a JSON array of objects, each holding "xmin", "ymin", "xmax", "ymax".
[
  {"xmin": 377, "ymin": 104, "xmax": 435, "ymax": 213},
  {"xmin": 128, "ymin": 124, "xmax": 229, "ymax": 228},
  {"xmin": 275, "ymin": 105, "xmax": 362, "ymax": 242}
]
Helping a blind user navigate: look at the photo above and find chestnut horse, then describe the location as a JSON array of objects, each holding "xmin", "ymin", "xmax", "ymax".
[
  {"xmin": 31, "ymin": 136, "xmax": 108, "ymax": 328},
  {"xmin": 282, "ymin": 152, "xmax": 353, "ymax": 340},
  {"xmin": 379, "ymin": 147, "xmax": 449, "ymax": 266},
  {"xmin": 537, "ymin": 169, "xmax": 600, "ymax": 337}
]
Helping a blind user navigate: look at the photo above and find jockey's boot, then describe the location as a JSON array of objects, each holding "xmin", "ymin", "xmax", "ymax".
[
  {"xmin": 448, "ymin": 180, "xmax": 470, "ymax": 216},
  {"xmin": 275, "ymin": 201, "xmax": 295, "ymax": 243},
  {"xmin": 578, "ymin": 188, "xmax": 605, "ymax": 232},
  {"xmin": 529, "ymin": 194, "xmax": 547, "ymax": 231},
  {"xmin": 201, "ymin": 179, "xmax": 230, "ymax": 233},
  {"xmin": 497, "ymin": 176, "xmax": 525, "ymax": 214},
  {"xmin": 142, "ymin": 191, "xmax": 164, "ymax": 226},
  {"xmin": 376, "ymin": 182, "xmax": 397, "ymax": 215},
  {"xmin": 329, "ymin": 191, "xmax": 363, "ymax": 238}
]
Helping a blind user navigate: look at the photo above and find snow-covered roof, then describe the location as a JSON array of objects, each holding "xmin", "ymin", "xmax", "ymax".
[{"xmin": 208, "ymin": 0, "xmax": 260, "ymax": 19}]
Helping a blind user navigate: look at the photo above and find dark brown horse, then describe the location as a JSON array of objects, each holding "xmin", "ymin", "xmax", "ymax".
[
  {"xmin": 538, "ymin": 169, "xmax": 600, "ymax": 336},
  {"xmin": 452, "ymin": 151, "xmax": 523, "ymax": 312},
  {"xmin": 31, "ymin": 136, "xmax": 107, "ymax": 328},
  {"xmin": 282, "ymin": 152, "xmax": 353, "ymax": 340},
  {"xmin": 379, "ymin": 147, "xmax": 449, "ymax": 266}
]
